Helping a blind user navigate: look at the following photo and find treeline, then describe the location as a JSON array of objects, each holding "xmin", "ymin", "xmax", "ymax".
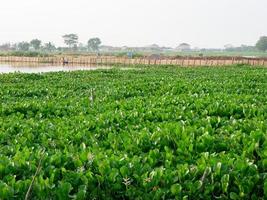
[
  {"xmin": 0, "ymin": 34, "xmax": 101, "ymax": 54},
  {"xmin": 223, "ymin": 45, "xmax": 256, "ymax": 52},
  {"xmin": 0, "ymin": 40, "xmax": 56, "ymax": 53},
  {"xmin": 0, "ymin": 34, "xmax": 267, "ymax": 55}
]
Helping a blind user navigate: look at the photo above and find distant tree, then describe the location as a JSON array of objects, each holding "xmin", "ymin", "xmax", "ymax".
[
  {"xmin": 17, "ymin": 42, "xmax": 30, "ymax": 51},
  {"xmin": 62, "ymin": 34, "xmax": 79, "ymax": 49},
  {"xmin": 256, "ymin": 36, "xmax": 267, "ymax": 51},
  {"xmin": 78, "ymin": 43, "xmax": 87, "ymax": 52},
  {"xmin": 30, "ymin": 39, "xmax": 42, "ymax": 50},
  {"xmin": 43, "ymin": 42, "xmax": 56, "ymax": 52},
  {"xmin": 87, "ymin": 38, "xmax": 101, "ymax": 52},
  {"xmin": 238, "ymin": 45, "xmax": 256, "ymax": 52},
  {"xmin": 0, "ymin": 43, "xmax": 12, "ymax": 51}
]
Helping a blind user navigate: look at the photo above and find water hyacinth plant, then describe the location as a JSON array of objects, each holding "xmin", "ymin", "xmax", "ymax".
[{"xmin": 0, "ymin": 65, "xmax": 267, "ymax": 199}]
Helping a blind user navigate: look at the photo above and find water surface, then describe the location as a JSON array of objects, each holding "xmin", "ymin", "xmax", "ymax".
[{"xmin": 0, "ymin": 62, "xmax": 113, "ymax": 73}]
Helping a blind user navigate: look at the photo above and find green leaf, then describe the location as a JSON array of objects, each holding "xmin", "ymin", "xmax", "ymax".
[
  {"xmin": 76, "ymin": 185, "xmax": 87, "ymax": 200},
  {"xmin": 264, "ymin": 180, "xmax": 267, "ymax": 198},
  {"xmin": 120, "ymin": 166, "xmax": 129, "ymax": 177},
  {"xmin": 221, "ymin": 174, "xmax": 229, "ymax": 193},
  {"xmin": 56, "ymin": 182, "xmax": 73, "ymax": 200},
  {"xmin": 0, "ymin": 181, "xmax": 12, "ymax": 199},
  {"xmin": 230, "ymin": 192, "xmax": 239, "ymax": 200},
  {"xmin": 171, "ymin": 183, "xmax": 182, "ymax": 195}
]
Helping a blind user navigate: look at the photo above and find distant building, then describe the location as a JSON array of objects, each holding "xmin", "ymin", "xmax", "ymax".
[
  {"xmin": 99, "ymin": 45, "xmax": 121, "ymax": 52},
  {"xmin": 176, "ymin": 43, "xmax": 191, "ymax": 51},
  {"xmin": 224, "ymin": 44, "xmax": 234, "ymax": 50},
  {"xmin": 146, "ymin": 44, "xmax": 160, "ymax": 50}
]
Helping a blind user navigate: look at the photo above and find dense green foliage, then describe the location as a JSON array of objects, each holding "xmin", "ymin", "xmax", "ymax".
[
  {"xmin": 0, "ymin": 66, "xmax": 267, "ymax": 199},
  {"xmin": 30, "ymin": 39, "xmax": 42, "ymax": 51},
  {"xmin": 87, "ymin": 38, "xmax": 102, "ymax": 52},
  {"xmin": 62, "ymin": 34, "xmax": 79, "ymax": 49},
  {"xmin": 256, "ymin": 36, "xmax": 267, "ymax": 52},
  {"xmin": 0, "ymin": 51, "xmax": 50, "ymax": 57}
]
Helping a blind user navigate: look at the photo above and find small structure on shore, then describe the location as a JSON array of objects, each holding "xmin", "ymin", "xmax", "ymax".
[{"xmin": 176, "ymin": 43, "xmax": 191, "ymax": 52}]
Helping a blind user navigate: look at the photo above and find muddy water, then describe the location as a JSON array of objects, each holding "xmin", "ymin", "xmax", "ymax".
[{"xmin": 0, "ymin": 62, "xmax": 114, "ymax": 73}]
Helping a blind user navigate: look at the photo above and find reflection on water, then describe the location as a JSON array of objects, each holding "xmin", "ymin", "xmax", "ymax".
[{"xmin": 0, "ymin": 62, "xmax": 114, "ymax": 73}]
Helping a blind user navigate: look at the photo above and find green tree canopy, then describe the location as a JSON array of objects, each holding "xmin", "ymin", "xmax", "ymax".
[
  {"xmin": 256, "ymin": 36, "xmax": 267, "ymax": 51},
  {"xmin": 87, "ymin": 38, "xmax": 101, "ymax": 52},
  {"xmin": 62, "ymin": 34, "xmax": 79, "ymax": 49},
  {"xmin": 30, "ymin": 39, "xmax": 42, "ymax": 50},
  {"xmin": 43, "ymin": 42, "xmax": 56, "ymax": 52},
  {"xmin": 17, "ymin": 42, "xmax": 30, "ymax": 51}
]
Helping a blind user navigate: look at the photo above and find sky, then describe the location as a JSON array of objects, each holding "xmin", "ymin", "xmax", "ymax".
[{"xmin": 0, "ymin": 0, "xmax": 267, "ymax": 48}]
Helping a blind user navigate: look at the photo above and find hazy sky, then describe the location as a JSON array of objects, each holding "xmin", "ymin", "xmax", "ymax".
[{"xmin": 1, "ymin": 0, "xmax": 267, "ymax": 48}]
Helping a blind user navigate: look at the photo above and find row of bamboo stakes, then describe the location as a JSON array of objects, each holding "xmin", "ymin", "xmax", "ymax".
[{"xmin": 0, "ymin": 56, "xmax": 266, "ymax": 66}]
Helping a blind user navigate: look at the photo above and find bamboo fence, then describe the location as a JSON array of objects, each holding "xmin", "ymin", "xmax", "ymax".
[{"xmin": 0, "ymin": 56, "xmax": 266, "ymax": 67}]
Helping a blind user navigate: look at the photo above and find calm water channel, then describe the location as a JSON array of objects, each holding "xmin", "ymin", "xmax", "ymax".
[{"xmin": 0, "ymin": 62, "xmax": 113, "ymax": 73}]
